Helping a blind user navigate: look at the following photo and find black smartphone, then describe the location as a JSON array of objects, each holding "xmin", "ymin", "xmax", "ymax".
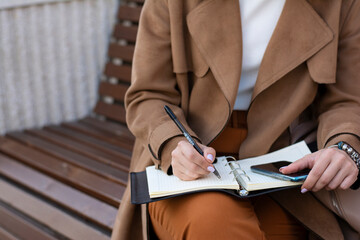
[{"xmin": 250, "ymin": 161, "xmax": 310, "ymax": 182}]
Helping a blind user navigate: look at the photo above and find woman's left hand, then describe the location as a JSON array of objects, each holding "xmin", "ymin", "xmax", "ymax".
[{"xmin": 280, "ymin": 148, "xmax": 359, "ymax": 193}]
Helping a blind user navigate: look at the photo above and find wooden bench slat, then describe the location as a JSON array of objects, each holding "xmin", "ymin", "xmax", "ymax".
[
  {"xmin": 117, "ymin": 5, "xmax": 142, "ymax": 22},
  {"xmin": 26, "ymin": 128, "xmax": 130, "ymax": 172},
  {"xmin": 0, "ymin": 205, "xmax": 56, "ymax": 240},
  {"xmin": 7, "ymin": 131, "xmax": 128, "ymax": 185},
  {"xmin": 0, "ymin": 227, "xmax": 17, "ymax": 240},
  {"xmin": 82, "ymin": 117, "xmax": 134, "ymax": 141},
  {"xmin": 113, "ymin": 24, "xmax": 138, "ymax": 42},
  {"xmin": 44, "ymin": 125, "xmax": 132, "ymax": 159},
  {"xmin": 98, "ymin": 81, "xmax": 129, "ymax": 102},
  {"xmin": 104, "ymin": 63, "xmax": 132, "ymax": 83},
  {"xmin": 0, "ymin": 137, "xmax": 124, "ymax": 206},
  {"xmin": 0, "ymin": 153, "xmax": 117, "ymax": 230},
  {"xmin": 0, "ymin": 3, "xmax": 144, "ymax": 238},
  {"xmin": 0, "ymin": 180, "xmax": 109, "ymax": 240},
  {"xmin": 94, "ymin": 101, "xmax": 128, "ymax": 126},
  {"xmin": 108, "ymin": 44, "xmax": 135, "ymax": 62},
  {"xmin": 62, "ymin": 119, "xmax": 133, "ymax": 151}
]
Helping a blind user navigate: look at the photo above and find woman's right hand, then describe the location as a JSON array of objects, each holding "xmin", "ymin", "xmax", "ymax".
[{"xmin": 171, "ymin": 140, "xmax": 216, "ymax": 181}]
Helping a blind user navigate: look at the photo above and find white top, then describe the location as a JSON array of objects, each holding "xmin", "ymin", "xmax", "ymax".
[{"xmin": 234, "ymin": 0, "xmax": 286, "ymax": 110}]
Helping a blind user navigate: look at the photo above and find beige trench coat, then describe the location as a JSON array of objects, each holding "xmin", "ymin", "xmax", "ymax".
[{"xmin": 111, "ymin": 0, "xmax": 360, "ymax": 239}]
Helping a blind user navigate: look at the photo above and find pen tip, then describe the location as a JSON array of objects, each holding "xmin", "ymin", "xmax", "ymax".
[{"xmin": 214, "ymin": 169, "xmax": 221, "ymax": 179}]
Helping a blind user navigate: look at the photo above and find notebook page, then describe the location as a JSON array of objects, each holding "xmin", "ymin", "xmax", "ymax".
[
  {"xmin": 146, "ymin": 157, "xmax": 238, "ymax": 198},
  {"xmin": 235, "ymin": 141, "xmax": 311, "ymax": 191}
]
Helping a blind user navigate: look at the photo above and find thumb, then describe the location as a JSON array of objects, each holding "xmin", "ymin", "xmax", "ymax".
[
  {"xmin": 200, "ymin": 144, "xmax": 216, "ymax": 164},
  {"xmin": 280, "ymin": 153, "xmax": 316, "ymax": 174}
]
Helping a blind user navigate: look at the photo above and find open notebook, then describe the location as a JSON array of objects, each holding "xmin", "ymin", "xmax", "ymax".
[{"xmin": 145, "ymin": 141, "xmax": 311, "ymax": 198}]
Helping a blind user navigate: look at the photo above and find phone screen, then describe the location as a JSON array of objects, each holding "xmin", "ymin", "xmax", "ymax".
[{"xmin": 250, "ymin": 161, "xmax": 310, "ymax": 182}]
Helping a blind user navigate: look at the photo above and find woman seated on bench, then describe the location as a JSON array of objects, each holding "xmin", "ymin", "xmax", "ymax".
[{"xmin": 112, "ymin": 0, "xmax": 360, "ymax": 239}]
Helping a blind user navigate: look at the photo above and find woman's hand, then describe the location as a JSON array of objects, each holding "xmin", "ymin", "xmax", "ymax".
[
  {"xmin": 280, "ymin": 148, "xmax": 359, "ymax": 193},
  {"xmin": 171, "ymin": 140, "xmax": 216, "ymax": 181}
]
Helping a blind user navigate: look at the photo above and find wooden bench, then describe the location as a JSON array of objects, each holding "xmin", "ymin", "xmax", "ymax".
[{"xmin": 0, "ymin": 1, "xmax": 143, "ymax": 239}]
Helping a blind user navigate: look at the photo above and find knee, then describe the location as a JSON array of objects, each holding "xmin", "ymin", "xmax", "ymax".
[
  {"xmin": 181, "ymin": 193, "xmax": 264, "ymax": 239},
  {"xmin": 150, "ymin": 192, "xmax": 265, "ymax": 239},
  {"xmin": 182, "ymin": 193, "xmax": 242, "ymax": 233},
  {"xmin": 183, "ymin": 205, "xmax": 226, "ymax": 237},
  {"xmin": 188, "ymin": 205, "xmax": 224, "ymax": 225}
]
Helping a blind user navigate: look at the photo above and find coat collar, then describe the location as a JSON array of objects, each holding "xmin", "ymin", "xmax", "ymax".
[
  {"xmin": 242, "ymin": 0, "xmax": 334, "ymax": 157},
  {"xmin": 186, "ymin": 0, "xmax": 333, "ymax": 109},
  {"xmin": 186, "ymin": 0, "xmax": 242, "ymax": 109},
  {"xmin": 252, "ymin": 0, "xmax": 333, "ymax": 102}
]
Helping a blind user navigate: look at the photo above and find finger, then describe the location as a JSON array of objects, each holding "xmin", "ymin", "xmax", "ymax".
[
  {"xmin": 323, "ymin": 151, "xmax": 352, "ymax": 190},
  {"xmin": 177, "ymin": 150, "xmax": 209, "ymax": 176},
  {"xmin": 338, "ymin": 159, "xmax": 359, "ymax": 189},
  {"xmin": 301, "ymin": 152, "xmax": 330, "ymax": 191},
  {"xmin": 280, "ymin": 152, "xmax": 317, "ymax": 174},
  {"xmin": 315, "ymin": 149, "xmax": 356, "ymax": 191},
  {"xmin": 311, "ymin": 162, "xmax": 342, "ymax": 192},
  {"xmin": 325, "ymin": 169, "xmax": 346, "ymax": 191},
  {"xmin": 340, "ymin": 174, "xmax": 358, "ymax": 190},
  {"xmin": 173, "ymin": 156, "xmax": 207, "ymax": 180},
  {"xmin": 202, "ymin": 145, "xmax": 216, "ymax": 164},
  {"xmin": 173, "ymin": 167, "xmax": 198, "ymax": 181},
  {"xmin": 178, "ymin": 141, "xmax": 213, "ymax": 173},
  {"xmin": 171, "ymin": 145, "xmax": 208, "ymax": 179},
  {"xmin": 183, "ymin": 160, "xmax": 210, "ymax": 176}
]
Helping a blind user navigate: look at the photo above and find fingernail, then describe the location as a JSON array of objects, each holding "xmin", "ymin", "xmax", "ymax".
[
  {"xmin": 301, "ymin": 188, "xmax": 308, "ymax": 194},
  {"xmin": 207, "ymin": 154, "xmax": 214, "ymax": 162},
  {"xmin": 207, "ymin": 166, "xmax": 215, "ymax": 172},
  {"xmin": 279, "ymin": 167, "xmax": 285, "ymax": 172}
]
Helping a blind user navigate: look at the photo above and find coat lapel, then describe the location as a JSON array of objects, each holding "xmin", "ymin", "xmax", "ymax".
[
  {"xmin": 187, "ymin": 0, "xmax": 334, "ymax": 110},
  {"xmin": 186, "ymin": 0, "xmax": 242, "ymax": 109},
  {"xmin": 239, "ymin": 0, "xmax": 335, "ymax": 157},
  {"xmin": 251, "ymin": 0, "xmax": 333, "ymax": 103},
  {"xmin": 187, "ymin": 0, "xmax": 335, "ymax": 156}
]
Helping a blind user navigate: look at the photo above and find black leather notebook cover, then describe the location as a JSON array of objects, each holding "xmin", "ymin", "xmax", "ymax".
[{"xmin": 130, "ymin": 171, "xmax": 298, "ymax": 204}]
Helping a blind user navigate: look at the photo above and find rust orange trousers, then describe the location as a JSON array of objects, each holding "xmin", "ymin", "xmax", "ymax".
[{"xmin": 148, "ymin": 111, "xmax": 308, "ymax": 239}]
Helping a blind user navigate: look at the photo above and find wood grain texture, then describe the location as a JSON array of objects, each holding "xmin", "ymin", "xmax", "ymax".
[
  {"xmin": 0, "ymin": 153, "xmax": 117, "ymax": 230},
  {"xmin": 0, "ymin": 180, "xmax": 109, "ymax": 240},
  {"xmin": 0, "ymin": 136, "xmax": 125, "ymax": 206}
]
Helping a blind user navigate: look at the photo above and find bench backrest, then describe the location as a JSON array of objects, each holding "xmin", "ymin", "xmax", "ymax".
[{"xmin": 93, "ymin": 0, "xmax": 144, "ymax": 125}]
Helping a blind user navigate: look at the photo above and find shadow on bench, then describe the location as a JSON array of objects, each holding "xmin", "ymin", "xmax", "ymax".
[{"xmin": 0, "ymin": 0, "xmax": 144, "ymax": 239}]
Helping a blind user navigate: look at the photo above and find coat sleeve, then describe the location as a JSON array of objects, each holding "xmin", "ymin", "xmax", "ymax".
[
  {"xmin": 125, "ymin": 0, "xmax": 199, "ymax": 172},
  {"xmin": 317, "ymin": 0, "xmax": 360, "ymax": 152}
]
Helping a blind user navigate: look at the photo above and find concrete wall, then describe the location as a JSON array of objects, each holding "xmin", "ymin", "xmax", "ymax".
[{"xmin": 0, "ymin": 0, "xmax": 118, "ymax": 134}]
